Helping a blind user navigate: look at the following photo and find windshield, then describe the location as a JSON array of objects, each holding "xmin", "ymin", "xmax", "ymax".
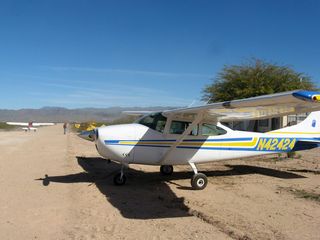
[{"xmin": 137, "ymin": 112, "xmax": 167, "ymax": 133}]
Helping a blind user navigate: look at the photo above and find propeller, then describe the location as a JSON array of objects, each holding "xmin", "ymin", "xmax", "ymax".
[{"xmin": 78, "ymin": 129, "xmax": 96, "ymax": 142}]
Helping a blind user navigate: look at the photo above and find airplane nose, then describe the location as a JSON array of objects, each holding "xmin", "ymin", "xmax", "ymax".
[{"xmin": 95, "ymin": 128, "xmax": 99, "ymax": 140}]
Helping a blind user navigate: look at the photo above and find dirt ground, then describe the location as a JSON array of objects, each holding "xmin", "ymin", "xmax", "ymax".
[{"xmin": 0, "ymin": 124, "xmax": 319, "ymax": 240}]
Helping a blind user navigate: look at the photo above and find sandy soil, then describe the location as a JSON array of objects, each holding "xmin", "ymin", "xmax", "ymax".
[{"xmin": 0, "ymin": 124, "xmax": 319, "ymax": 240}]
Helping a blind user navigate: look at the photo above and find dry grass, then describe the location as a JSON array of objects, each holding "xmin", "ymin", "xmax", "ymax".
[
  {"xmin": 279, "ymin": 187, "xmax": 320, "ymax": 203},
  {"xmin": 0, "ymin": 122, "xmax": 16, "ymax": 131}
]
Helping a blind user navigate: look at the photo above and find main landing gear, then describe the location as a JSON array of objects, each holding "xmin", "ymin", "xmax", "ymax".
[
  {"xmin": 160, "ymin": 165, "xmax": 174, "ymax": 175},
  {"xmin": 161, "ymin": 163, "xmax": 208, "ymax": 190},
  {"xmin": 189, "ymin": 163, "xmax": 208, "ymax": 190},
  {"xmin": 112, "ymin": 162, "xmax": 207, "ymax": 190}
]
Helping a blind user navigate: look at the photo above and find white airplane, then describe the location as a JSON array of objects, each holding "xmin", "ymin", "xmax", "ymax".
[
  {"xmin": 6, "ymin": 121, "xmax": 55, "ymax": 131},
  {"xmin": 81, "ymin": 90, "xmax": 320, "ymax": 190}
]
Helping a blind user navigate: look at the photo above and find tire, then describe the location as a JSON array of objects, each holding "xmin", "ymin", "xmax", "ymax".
[
  {"xmin": 113, "ymin": 173, "xmax": 127, "ymax": 186},
  {"xmin": 191, "ymin": 173, "xmax": 208, "ymax": 190},
  {"xmin": 160, "ymin": 165, "xmax": 174, "ymax": 176}
]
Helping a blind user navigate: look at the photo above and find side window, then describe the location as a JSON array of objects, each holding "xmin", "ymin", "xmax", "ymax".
[
  {"xmin": 201, "ymin": 123, "xmax": 227, "ymax": 136},
  {"xmin": 169, "ymin": 121, "xmax": 198, "ymax": 135}
]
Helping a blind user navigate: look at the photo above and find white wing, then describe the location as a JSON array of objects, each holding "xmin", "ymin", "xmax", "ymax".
[
  {"xmin": 6, "ymin": 122, "xmax": 29, "ymax": 126},
  {"xmin": 163, "ymin": 90, "xmax": 320, "ymax": 121},
  {"xmin": 32, "ymin": 123, "xmax": 55, "ymax": 126},
  {"xmin": 6, "ymin": 122, "xmax": 55, "ymax": 126},
  {"xmin": 122, "ymin": 111, "xmax": 155, "ymax": 116}
]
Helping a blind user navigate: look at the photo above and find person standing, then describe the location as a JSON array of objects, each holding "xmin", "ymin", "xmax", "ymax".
[{"xmin": 63, "ymin": 122, "xmax": 67, "ymax": 134}]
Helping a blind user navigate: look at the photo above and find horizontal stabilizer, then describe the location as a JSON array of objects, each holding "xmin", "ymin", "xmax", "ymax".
[{"xmin": 296, "ymin": 138, "xmax": 320, "ymax": 144}]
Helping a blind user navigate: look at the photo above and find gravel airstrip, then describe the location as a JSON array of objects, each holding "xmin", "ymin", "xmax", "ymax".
[{"xmin": 0, "ymin": 124, "xmax": 319, "ymax": 240}]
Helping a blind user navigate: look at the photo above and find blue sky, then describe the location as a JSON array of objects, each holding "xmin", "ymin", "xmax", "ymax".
[{"xmin": 0, "ymin": 0, "xmax": 319, "ymax": 109}]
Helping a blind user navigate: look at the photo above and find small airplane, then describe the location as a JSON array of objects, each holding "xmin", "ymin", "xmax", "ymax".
[
  {"xmin": 74, "ymin": 122, "xmax": 99, "ymax": 131},
  {"xmin": 6, "ymin": 121, "xmax": 55, "ymax": 132},
  {"xmin": 80, "ymin": 90, "xmax": 320, "ymax": 190}
]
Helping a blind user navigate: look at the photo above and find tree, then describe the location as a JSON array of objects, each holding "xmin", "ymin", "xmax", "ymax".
[{"xmin": 202, "ymin": 59, "xmax": 317, "ymax": 103}]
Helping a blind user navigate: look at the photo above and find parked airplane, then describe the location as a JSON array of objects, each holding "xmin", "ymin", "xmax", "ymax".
[
  {"xmin": 80, "ymin": 90, "xmax": 320, "ymax": 190},
  {"xmin": 6, "ymin": 122, "xmax": 55, "ymax": 131},
  {"xmin": 74, "ymin": 122, "xmax": 99, "ymax": 131}
]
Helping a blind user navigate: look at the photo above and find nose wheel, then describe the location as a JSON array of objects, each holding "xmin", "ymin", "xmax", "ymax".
[
  {"xmin": 113, "ymin": 172, "xmax": 127, "ymax": 186},
  {"xmin": 113, "ymin": 163, "xmax": 127, "ymax": 186},
  {"xmin": 189, "ymin": 162, "xmax": 208, "ymax": 190}
]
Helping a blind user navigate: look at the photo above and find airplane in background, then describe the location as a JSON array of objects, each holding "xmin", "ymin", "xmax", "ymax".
[
  {"xmin": 74, "ymin": 122, "xmax": 99, "ymax": 131},
  {"xmin": 79, "ymin": 90, "xmax": 320, "ymax": 190},
  {"xmin": 6, "ymin": 122, "xmax": 55, "ymax": 132}
]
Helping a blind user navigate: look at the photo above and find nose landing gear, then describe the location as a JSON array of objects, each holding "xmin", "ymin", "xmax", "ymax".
[
  {"xmin": 113, "ymin": 172, "xmax": 127, "ymax": 186},
  {"xmin": 113, "ymin": 163, "xmax": 127, "ymax": 186}
]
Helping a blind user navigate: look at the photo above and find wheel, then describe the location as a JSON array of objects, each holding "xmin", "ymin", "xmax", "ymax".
[
  {"xmin": 160, "ymin": 165, "xmax": 173, "ymax": 176},
  {"xmin": 113, "ymin": 173, "xmax": 127, "ymax": 186},
  {"xmin": 191, "ymin": 173, "xmax": 208, "ymax": 190}
]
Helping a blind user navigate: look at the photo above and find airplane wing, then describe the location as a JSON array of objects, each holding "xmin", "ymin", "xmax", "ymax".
[
  {"xmin": 162, "ymin": 90, "xmax": 320, "ymax": 121},
  {"xmin": 122, "ymin": 111, "xmax": 155, "ymax": 116},
  {"xmin": 32, "ymin": 123, "xmax": 55, "ymax": 126},
  {"xmin": 6, "ymin": 122, "xmax": 29, "ymax": 126},
  {"xmin": 6, "ymin": 122, "xmax": 54, "ymax": 126}
]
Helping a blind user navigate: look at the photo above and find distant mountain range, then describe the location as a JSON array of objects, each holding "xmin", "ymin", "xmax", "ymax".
[{"xmin": 0, "ymin": 106, "xmax": 175, "ymax": 122}]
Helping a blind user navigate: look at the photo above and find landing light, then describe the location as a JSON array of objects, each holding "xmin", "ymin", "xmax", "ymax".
[{"xmin": 312, "ymin": 95, "xmax": 320, "ymax": 102}]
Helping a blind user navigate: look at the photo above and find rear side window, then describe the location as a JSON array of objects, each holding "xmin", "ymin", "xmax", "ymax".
[
  {"xmin": 201, "ymin": 123, "xmax": 227, "ymax": 136},
  {"xmin": 169, "ymin": 121, "xmax": 198, "ymax": 135}
]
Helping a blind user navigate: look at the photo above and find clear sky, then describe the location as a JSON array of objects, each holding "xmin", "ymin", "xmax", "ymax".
[{"xmin": 0, "ymin": 0, "xmax": 319, "ymax": 109}]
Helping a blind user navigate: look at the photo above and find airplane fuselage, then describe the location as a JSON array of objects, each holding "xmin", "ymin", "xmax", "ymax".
[{"xmin": 94, "ymin": 123, "xmax": 315, "ymax": 166}]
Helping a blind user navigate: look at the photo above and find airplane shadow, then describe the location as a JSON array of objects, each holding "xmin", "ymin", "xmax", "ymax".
[
  {"xmin": 287, "ymin": 169, "xmax": 320, "ymax": 175},
  {"xmin": 35, "ymin": 156, "xmax": 306, "ymax": 219}
]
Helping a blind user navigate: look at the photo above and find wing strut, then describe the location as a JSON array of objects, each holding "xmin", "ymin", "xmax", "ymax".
[{"xmin": 159, "ymin": 112, "xmax": 204, "ymax": 165}]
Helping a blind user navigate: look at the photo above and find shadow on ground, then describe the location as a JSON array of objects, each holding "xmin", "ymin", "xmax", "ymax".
[
  {"xmin": 288, "ymin": 169, "xmax": 320, "ymax": 175},
  {"xmin": 36, "ymin": 157, "xmax": 306, "ymax": 219}
]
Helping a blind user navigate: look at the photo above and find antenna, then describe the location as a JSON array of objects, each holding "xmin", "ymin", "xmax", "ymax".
[
  {"xmin": 188, "ymin": 100, "xmax": 196, "ymax": 107},
  {"xmin": 206, "ymin": 97, "xmax": 213, "ymax": 105}
]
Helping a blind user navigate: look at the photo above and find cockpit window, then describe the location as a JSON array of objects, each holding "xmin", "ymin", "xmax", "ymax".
[
  {"xmin": 201, "ymin": 123, "xmax": 227, "ymax": 136},
  {"xmin": 137, "ymin": 113, "xmax": 167, "ymax": 133}
]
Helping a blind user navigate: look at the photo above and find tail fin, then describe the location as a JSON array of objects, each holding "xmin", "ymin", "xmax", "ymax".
[{"xmin": 272, "ymin": 111, "xmax": 320, "ymax": 134}]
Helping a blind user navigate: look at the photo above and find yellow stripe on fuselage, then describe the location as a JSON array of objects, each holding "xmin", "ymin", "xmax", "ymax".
[
  {"xmin": 118, "ymin": 141, "xmax": 173, "ymax": 145},
  {"xmin": 118, "ymin": 138, "xmax": 258, "ymax": 148},
  {"xmin": 179, "ymin": 138, "xmax": 258, "ymax": 147}
]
